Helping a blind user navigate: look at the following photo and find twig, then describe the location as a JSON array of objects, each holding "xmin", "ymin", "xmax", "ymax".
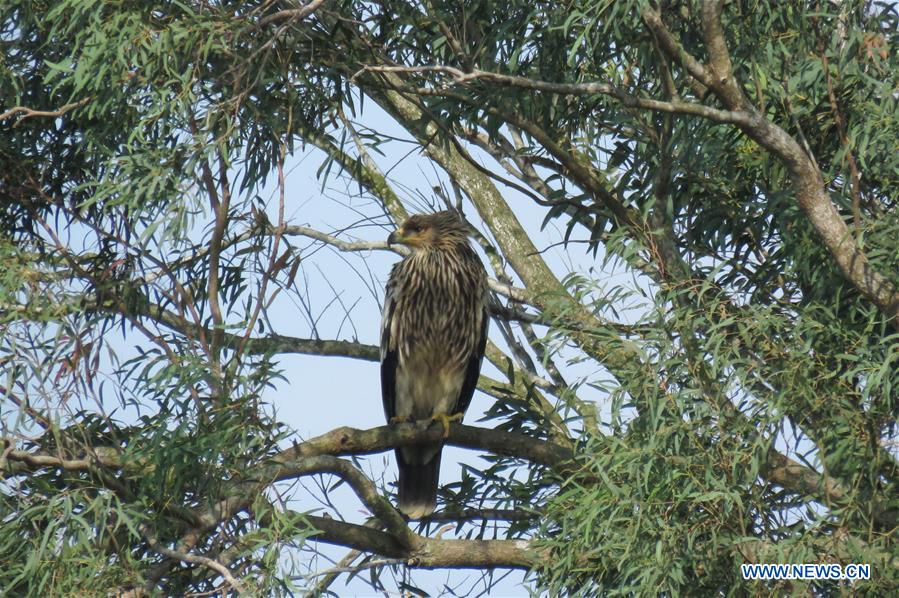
[
  {"xmin": 419, "ymin": 508, "xmax": 534, "ymax": 523},
  {"xmin": 141, "ymin": 526, "xmax": 246, "ymax": 594},
  {"xmin": 284, "ymin": 225, "xmax": 397, "ymax": 253},
  {"xmin": 302, "ymin": 557, "xmax": 405, "ymax": 580},
  {"xmin": 258, "ymin": 0, "xmax": 333, "ymax": 27},
  {"xmin": 821, "ymin": 53, "xmax": 864, "ymax": 230},
  {"xmin": 237, "ymin": 141, "xmax": 288, "ymax": 356},
  {"xmin": 0, "ymin": 384, "xmax": 51, "ymax": 429},
  {"xmin": 305, "ymin": 521, "xmax": 386, "ymax": 597},
  {"xmin": 355, "ymin": 65, "xmax": 752, "ymax": 125},
  {"xmin": 0, "ymin": 97, "xmax": 89, "ymax": 127}
]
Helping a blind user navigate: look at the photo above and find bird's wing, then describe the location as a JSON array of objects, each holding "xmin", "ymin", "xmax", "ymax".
[
  {"xmin": 454, "ymin": 302, "xmax": 489, "ymax": 417},
  {"xmin": 380, "ymin": 273, "xmax": 398, "ymax": 422}
]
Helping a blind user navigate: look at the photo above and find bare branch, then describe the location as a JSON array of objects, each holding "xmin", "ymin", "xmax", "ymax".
[
  {"xmin": 302, "ymin": 557, "xmax": 405, "ymax": 580},
  {"xmin": 141, "ymin": 526, "xmax": 246, "ymax": 594},
  {"xmin": 356, "ymin": 65, "xmax": 752, "ymax": 125},
  {"xmin": 300, "ymin": 514, "xmax": 537, "ymax": 569},
  {"xmin": 268, "ymin": 455, "xmax": 418, "ymax": 548},
  {"xmin": 275, "ymin": 421, "xmax": 572, "ymax": 469},
  {"xmin": 241, "ymin": 334, "xmax": 380, "ymax": 360},
  {"xmin": 0, "ymin": 97, "xmax": 89, "ymax": 126},
  {"xmin": 284, "ymin": 225, "xmax": 396, "ymax": 253},
  {"xmin": 257, "ymin": 0, "xmax": 333, "ymax": 28},
  {"xmin": 283, "ymin": 224, "xmax": 533, "ymax": 303},
  {"xmin": 3, "ymin": 449, "xmax": 96, "ymax": 472}
]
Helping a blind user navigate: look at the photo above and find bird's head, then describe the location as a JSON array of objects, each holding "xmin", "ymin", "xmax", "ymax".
[{"xmin": 387, "ymin": 211, "xmax": 470, "ymax": 252}]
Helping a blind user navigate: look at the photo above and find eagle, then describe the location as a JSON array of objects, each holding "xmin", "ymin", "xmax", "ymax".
[{"xmin": 380, "ymin": 211, "xmax": 489, "ymax": 519}]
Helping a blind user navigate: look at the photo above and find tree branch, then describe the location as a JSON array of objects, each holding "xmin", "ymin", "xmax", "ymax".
[
  {"xmin": 301, "ymin": 514, "xmax": 537, "ymax": 569},
  {"xmin": 355, "ymin": 65, "xmax": 752, "ymax": 125},
  {"xmin": 268, "ymin": 455, "xmax": 418, "ymax": 548},
  {"xmin": 304, "ymin": 521, "xmax": 383, "ymax": 596},
  {"xmin": 292, "ymin": 120, "xmax": 408, "ymax": 221},
  {"xmin": 257, "ymin": 0, "xmax": 334, "ymax": 28},
  {"xmin": 141, "ymin": 526, "xmax": 246, "ymax": 595},
  {"xmin": 0, "ymin": 97, "xmax": 89, "ymax": 126},
  {"xmin": 355, "ymin": 16, "xmax": 899, "ymax": 326},
  {"xmin": 275, "ymin": 421, "xmax": 572, "ymax": 468},
  {"xmin": 282, "ymin": 224, "xmax": 532, "ymax": 303},
  {"xmin": 419, "ymin": 508, "xmax": 534, "ymax": 524},
  {"xmin": 273, "ymin": 420, "xmax": 897, "ymax": 530},
  {"xmin": 698, "ymin": 0, "xmax": 743, "ymax": 106},
  {"xmin": 642, "ymin": 5, "xmax": 899, "ymax": 326}
]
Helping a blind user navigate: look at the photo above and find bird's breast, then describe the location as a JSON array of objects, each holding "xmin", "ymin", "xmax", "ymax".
[
  {"xmin": 391, "ymin": 261, "xmax": 483, "ymax": 363},
  {"xmin": 387, "ymin": 250, "xmax": 486, "ymax": 420}
]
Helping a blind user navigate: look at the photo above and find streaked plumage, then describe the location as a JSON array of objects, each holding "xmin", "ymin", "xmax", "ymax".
[{"xmin": 380, "ymin": 211, "xmax": 489, "ymax": 519}]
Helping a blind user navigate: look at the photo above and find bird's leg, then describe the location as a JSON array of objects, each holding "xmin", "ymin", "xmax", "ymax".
[
  {"xmin": 389, "ymin": 415, "xmax": 414, "ymax": 425},
  {"xmin": 430, "ymin": 412, "xmax": 463, "ymax": 438}
]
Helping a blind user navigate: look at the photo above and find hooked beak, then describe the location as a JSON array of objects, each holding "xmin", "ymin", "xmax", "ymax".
[{"xmin": 387, "ymin": 231, "xmax": 402, "ymax": 246}]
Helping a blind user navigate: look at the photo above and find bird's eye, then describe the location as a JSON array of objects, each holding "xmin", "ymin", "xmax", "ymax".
[{"xmin": 406, "ymin": 223, "xmax": 421, "ymax": 233}]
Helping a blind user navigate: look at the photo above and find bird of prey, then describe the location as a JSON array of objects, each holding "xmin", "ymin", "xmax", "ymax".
[{"xmin": 380, "ymin": 211, "xmax": 489, "ymax": 519}]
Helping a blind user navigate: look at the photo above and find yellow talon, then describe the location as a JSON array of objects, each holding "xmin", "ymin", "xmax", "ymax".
[
  {"xmin": 390, "ymin": 415, "xmax": 414, "ymax": 425},
  {"xmin": 431, "ymin": 412, "xmax": 463, "ymax": 438}
]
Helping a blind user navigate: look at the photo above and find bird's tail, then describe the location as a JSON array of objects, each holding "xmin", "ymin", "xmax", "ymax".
[{"xmin": 397, "ymin": 446, "xmax": 442, "ymax": 519}]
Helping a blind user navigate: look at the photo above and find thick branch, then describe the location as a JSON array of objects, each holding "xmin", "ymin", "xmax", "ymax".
[
  {"xmin": 280, "ymin": 420, "xmax": 899, "ymax": 530},
  {"xmin": 301, "ymin": 515, "xmax": 537, "ymax": 569},
  {"xmin": 698, "ymin": 0, "xmax": 743, "ymax": 106},
  {"xmin": 642, "ymin": 6, "xmax": 899, "ymax": 325},
  {"xmin": 358, "ymin": 21, "xmax": 899, "ymax": 326},
  {"xmin": 268, "ymin": 455, "xmax": 418, "ymax": 549},
  {"xmin": 275, "ymin": 421, "xmax": 572, "ymax": 468}
]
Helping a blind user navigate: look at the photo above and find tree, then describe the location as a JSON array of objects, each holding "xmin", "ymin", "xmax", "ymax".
[{"xmin": 2, "ymin": 0, "xmax": 897, "ymax": 595}]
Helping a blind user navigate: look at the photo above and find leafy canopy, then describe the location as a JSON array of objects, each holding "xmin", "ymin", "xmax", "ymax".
[{"xmin": 1, "ymin": 1, "xmax": 897, "ymax": 596}]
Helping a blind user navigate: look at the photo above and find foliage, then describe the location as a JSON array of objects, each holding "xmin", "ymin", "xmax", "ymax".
[{"xmin": 1, "ymin": 0, "xmax": 897, "ymax": 595}]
